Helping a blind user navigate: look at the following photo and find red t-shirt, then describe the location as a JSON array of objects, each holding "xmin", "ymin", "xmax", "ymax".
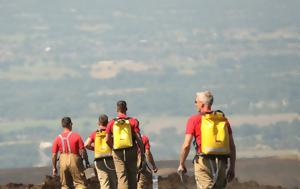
[
  {"xmin": 185, "ymin": 112, "xmax": 232, "ymax": 153},
  {"xmin": 106, "ymin": 113, "xmax": 140, "ymax": 134},
  {"xmin": 141, "ymin": 135, "xmax": 150, "ymax": 150},
  {"xmin": 52, "ymin": 131, "xmax": 84, "ymax": 155}
]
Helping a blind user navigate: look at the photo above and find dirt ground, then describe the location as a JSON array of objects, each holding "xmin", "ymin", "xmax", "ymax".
[
  {"xmin": 1, "ymin": 157, "xmax": 299, "ymax": 189},
  {"xmin": 0, "ymin": 173, "xmax": 287, "ymax": 189}
]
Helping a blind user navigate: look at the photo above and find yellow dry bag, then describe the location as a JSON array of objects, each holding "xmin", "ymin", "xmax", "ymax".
[
  {"xmin": 94, "ymin": 130, "xmax": 112, "ymax": 159},
  {"xmin": 113, "ymin": 118, "xmax": 133, "ymax": 150},
  {"xmin": 201, "ymin": 111, "xmax": 230, "ymax": 155}
]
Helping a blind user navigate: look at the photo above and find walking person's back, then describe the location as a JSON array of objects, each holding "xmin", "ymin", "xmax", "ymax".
[
  {"xmin": 85, "ymin": 114, "xmax": 117, "ymax": 189},
  {"xmin": 106, "ymin": 100, "xmax": 145, "ymax": 189},
  {"xmin": 52, "ymin": 117, "xmax": 90, "ymax": 189},
  {"xmin": 137, "ymin": 134, "xmax": 158, "ymax": 189},
  {"xmin": 178, "ymin": 91, "xmax": 236, "ymax": 189}
]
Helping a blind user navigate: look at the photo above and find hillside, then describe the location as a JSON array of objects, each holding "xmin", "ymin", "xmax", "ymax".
[
  {"xmin": 0, "ymin": 0, "xmax": 300, "ymax": 169},
  {"xmin": 0, "ymin": 157, "xmax": 299, "ymax": 189}
]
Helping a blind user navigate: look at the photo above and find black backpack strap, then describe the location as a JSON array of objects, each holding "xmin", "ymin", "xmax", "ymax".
[
  {"xmin": 96, "ymin": 129, "xmax": 101, "ymax": 133},
  {"xmin": 214, "ymin": 110, "xmax": 225, "ymax": 117},
  {"xmin": 114, "ymin": 117, "xmax": 131, "ymax": 121}
]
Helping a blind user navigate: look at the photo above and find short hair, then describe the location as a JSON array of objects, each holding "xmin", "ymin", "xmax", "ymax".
[
  {"xmin": 61, "ymin": 117, "xmax": 72, "ymax": 128},
  {"xmin": 98, "ymin": 114, "xmax": 108, "ymax": 126},
  {"xmin": 196, "ymin": 91, "xmax": 214, "ymax": 106},
  {"xmin": 117, "ymin": 100, "xmax": 127, "ymax": 112}
]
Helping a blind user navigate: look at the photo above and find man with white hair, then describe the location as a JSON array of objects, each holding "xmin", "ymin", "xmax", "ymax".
[{"xmin": 178, "ymin": 91, "xmax": 236, "ymax": 189}]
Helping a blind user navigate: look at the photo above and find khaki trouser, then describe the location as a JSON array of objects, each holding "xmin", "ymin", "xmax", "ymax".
[
  {"xmin": 136, "ymin": 153, "xmax": 152, "ymax": 189},
  {"xmin": 59, "ymin": 153, "xmax": 87, "ymax": 189},
  {"xmin": 137, "ymin": 169, "xmax": 152, "ymax": 189},
  {"xmin": 194, "ymin": 156, "xmax": 228, "ymax": 189},
  {"xmin": 94, "ymin": 157, "xmax": 117, "ymax": 189},
  {"xmin": 113, "ymin": 147, "xmax": 138, "ymax": 189}
]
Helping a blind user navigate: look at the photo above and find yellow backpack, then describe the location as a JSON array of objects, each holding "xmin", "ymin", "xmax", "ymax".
[
  {"xmin": 94, "ymin": 130, "xmax": 112, "ymax": 159},
  {"xmin": 201, "ymin": 111, "xmax": 230, "ymax": 155},
  {"xmin": 113, "ymin": 118, "xmax": 133, "ymax": 150}
]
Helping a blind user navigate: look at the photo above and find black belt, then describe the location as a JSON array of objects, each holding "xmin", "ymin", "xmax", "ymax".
[
  {"xmin": 194, "ymin": 154, "xmax": 228, "ymax": 164},
  {"xmin": 196, "ymin": 153, "xmax": 229, "ymax": 158},
  {"xmin": 95, "ymin": 156, "xmax": 113, "ymax": 162}
]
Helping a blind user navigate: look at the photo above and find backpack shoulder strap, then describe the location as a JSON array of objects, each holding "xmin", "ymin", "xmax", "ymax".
[
  {"xmin": 114, "ymin": 117, "xmax": 131, "ymax": 121},
  {"xmin": 214, "ymin": 110, "xmax": 225, "ymax": 117}
]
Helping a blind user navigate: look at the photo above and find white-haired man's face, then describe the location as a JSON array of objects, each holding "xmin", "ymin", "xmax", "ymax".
[{"xmin": 194, "ymin": 96, "xmax": 203, "ymax": 112}]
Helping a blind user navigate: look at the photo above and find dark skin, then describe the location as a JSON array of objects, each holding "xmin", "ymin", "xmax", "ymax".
[
  {"xmin": 227, "ymin": 134, "xmax": 236, "ymax": 182},
  {"xmin": 52, "ymin": 153, "xmax": 58, "ymax": 176},
  {"xmin": 135, "ymin": 132, "xmax": 146, "ymax": 162},
  {"xmin": 145, "ymin": 149, "xmax": 158, "ymax": 173}
]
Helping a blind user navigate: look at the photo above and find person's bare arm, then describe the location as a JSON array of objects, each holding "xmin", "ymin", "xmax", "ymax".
[
  {"xmin": 84, "ymin": 138, "xmax": 94, "ymax": 151},
  {"xmin": 227, "ymin": 134, "xmax": 236, "ymax": 182},
  {"xmin": 178, "ymin": 134, "xmax": 193, "ymax": 173},
  {"xmin": 134, "ymin": 132, "xmax": 145, "ymax": 160},
  {"xmin": 146, "ymin": 149, "xmax": 158, "ymax": 173},
  {"xmin": 52, "ymin": 153, "xmax": 58, "ymax": 176}
]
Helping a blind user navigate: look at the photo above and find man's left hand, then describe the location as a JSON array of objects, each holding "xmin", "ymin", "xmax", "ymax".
[{"xmin": 227, "ymin": 167, "xmax": 235, "ymax": 182}]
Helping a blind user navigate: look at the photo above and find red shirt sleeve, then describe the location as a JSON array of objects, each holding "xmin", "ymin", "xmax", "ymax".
[
  {"xmin": 185, "ymin": 116, "xmax": 196, "ymax": 135},
  {"xmin": 89, "ymin": 131, "xmax": 96, "ymax": 142},
  {"xmin": 52, "ymin": 136, "xmax": 59, "ymax": 154},
  {"xmin": 130, "ymin": 118, "xmax": 140, "ymax": 133},
  {"xmin": 106, "ymin": 120, "xmax": 114, "ymax": 134},
  {"xmin": 77, "ymin": 134, "xmax": 85, "ymax": 150},
  {"xmin": 143, "ymin": 136, "xmax": 150, "ymax": 150}
]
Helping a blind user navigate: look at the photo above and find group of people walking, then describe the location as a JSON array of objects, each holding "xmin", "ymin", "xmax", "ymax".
[
  {"xmin": 52, "ymin": 91, "xmax": 236, "ymax": 189},
  {"xmin": 52, "ymin": 100, "xmax": 157, "ymax": 189}
]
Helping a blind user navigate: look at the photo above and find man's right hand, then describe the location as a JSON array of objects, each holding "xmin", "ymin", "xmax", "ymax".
[
  {"xmin": 152, "ymin": 166, "xmax": 158, "ymax": 173},
  {"xmin": 177, "ymin": 164, "xmax": 187, "ymax": 183},
  {"xmin": 52, "ymin": 168, "xmax": 57, "ymax": 176},
  {"xmin": 177, "ymin": 164, "xmax": 187, "ymax": 173}
]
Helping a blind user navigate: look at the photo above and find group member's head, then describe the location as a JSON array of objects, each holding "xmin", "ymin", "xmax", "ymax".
[
  {"xmin": 117, "ymin": 100, "xmax": 127, "ymax": 113},
  {"xmin": 61, "ymin": 117, "xmax": 72, "ymax": 130},
  {"xmin": 98, "ymin": 114, "xmax": 108, "ymax": 127},
  {"xmin": 195, "ymin": 91, "xmax": 214, "ymax": 112}
]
